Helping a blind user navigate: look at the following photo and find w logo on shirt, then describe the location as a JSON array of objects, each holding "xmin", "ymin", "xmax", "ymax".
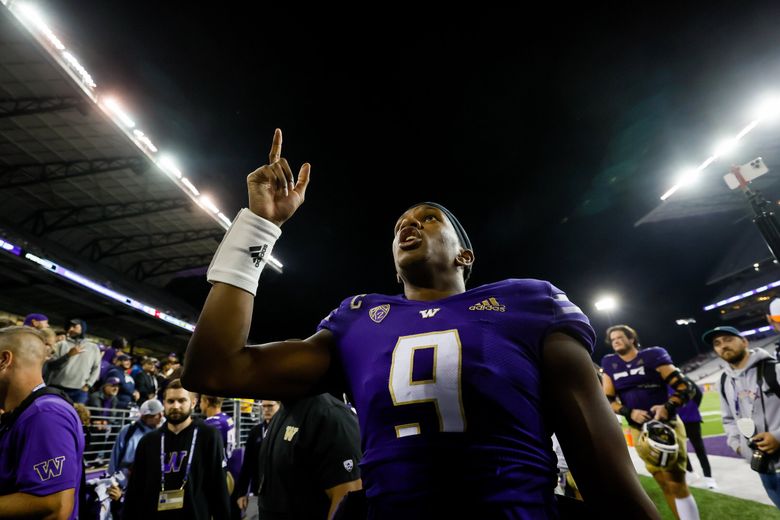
[
  {"xmin": 164, "ymin": 451, "xmax": 188, "ymax": 473},
  {"xmin": 419, "ymin": 308, "xmax": 441, "ymax": 318},
  {"xmin": 33, "ymin": 456, "xmax": 66, "ymax": 481}
]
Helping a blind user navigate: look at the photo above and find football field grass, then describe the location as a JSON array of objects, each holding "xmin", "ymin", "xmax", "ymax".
[
  {"xmin": 639, "ymin": 475, "xmax": 780, "ymax": 519},
  {"xmin": 699, "ymin": 390, "xmax": 725, "ymax": 437}
]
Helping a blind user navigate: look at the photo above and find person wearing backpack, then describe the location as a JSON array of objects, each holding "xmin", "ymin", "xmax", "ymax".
[
  {"xmin": 109, "ymin": 399, "xmax": 164, "ymax": 480},
  {"xmin": 0, "ymin": 325, "xmax": 85, "ymax": 519},
  {"xmin": 703, "ymin": 325, "xmax": 780, "ymax": 508}
]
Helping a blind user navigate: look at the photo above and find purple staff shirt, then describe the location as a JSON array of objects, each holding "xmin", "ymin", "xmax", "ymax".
[{"xmin": 0, "ymin": 394, "xmax": 84, "ymax": 519}]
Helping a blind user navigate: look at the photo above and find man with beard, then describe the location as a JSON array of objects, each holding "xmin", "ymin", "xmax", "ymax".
[
  {"xmin": 705, "ymin": 326, "xmax": 780, "ymax": 509},
  {"xmin": 601, "ymin": 325, "xmax": 699, "ymax": 520},
  {"xmin": 182, "ymin": 130, "xmax": 660, "ymax": 519},
  {"xmin": 122, "ymin": 379, "xmax": 230, "ymax": 519}
]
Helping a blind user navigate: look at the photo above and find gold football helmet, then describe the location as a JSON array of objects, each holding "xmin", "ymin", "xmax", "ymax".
[{"xmin": 635, "ymin": 420, "xmax": 678, "ymax": 469}]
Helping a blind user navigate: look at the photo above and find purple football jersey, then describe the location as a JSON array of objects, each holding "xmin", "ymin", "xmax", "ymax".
[
  {"xmin": 0, "ymin": 395, "xmax": 84, "ymax": 520},
  {"xmin": 317, "ymin": 279, "xmax": 595, "ymax": 507},
  {"xmin": 204, "ymin": 412, "xmax": 236, "ymax": 458},
  {"xmin": 601, "ymin": 347, "xmax": 673, "ymax": 412}
]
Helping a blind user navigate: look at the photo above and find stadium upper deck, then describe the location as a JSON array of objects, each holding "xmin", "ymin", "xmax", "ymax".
[{"xmin": 0, "ymin": 2, "xmax": 279, "ymax": 352}]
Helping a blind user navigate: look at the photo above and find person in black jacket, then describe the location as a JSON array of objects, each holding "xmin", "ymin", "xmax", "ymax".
[
  {"xmin": 258, "ymin": 394, "xmax": 362, "ymax": 520},
  {"xmin": 122, "ymin": 379, "xmax": 230, "ymax": 519}
]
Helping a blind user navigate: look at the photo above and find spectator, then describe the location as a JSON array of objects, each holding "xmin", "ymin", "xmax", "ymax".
[
  {"xmin": 54, "ymin": 329, "xmax": 67, "ymax": 343},
  {"xmin": 122, "ymin": 379, "xmax": 231, "ymax": 519},
  {"xmin": 86, "ymin": 377, "xmax": 121, "ymax": 465},
  {"xmin": 134, "ymin": 357, "xmax": 159, "ymax": 405},
  {"xmin": 0, "ymin": 326, "xmax": 84, "ymax": 518},
  {"xmin": 236, "ymin": 400, "xmax": 279, "ymax": 520},
  {"xmin": 47, "ymin": 318, "xmax": 101, "ymax": 404},
  {"xmin": 107, "ymin": 354, "xmax": 139, "ymax": 409},
  {"xmin": 704, "ymin": 326, "xmax": 780, "ymax": 509},
  {"xmin": 109, "ymin": 399, "xmax": 164, "ymax": 481},
  {"xmin": 23, "ymin": 313, "xmax": 49, "ymax": 330},
  {"xmin": 88, "ymin": 377, "xmax": 121, "ymax": 415},
  {"xmin": 257, "ymin": 394, "xmax": 362, "ymax": 519}
]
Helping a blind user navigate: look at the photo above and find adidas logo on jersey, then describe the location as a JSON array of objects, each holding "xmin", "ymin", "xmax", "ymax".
[{"xmin": 469, "ymin": 297, "xmax": 506, "ymax": 312}]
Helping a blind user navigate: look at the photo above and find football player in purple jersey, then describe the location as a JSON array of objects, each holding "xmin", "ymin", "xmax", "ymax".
[
  {"xmin": 183, "ymin": 130, "xmax": 659, "ymax": 519},
  {"xmin": 601, "ymin": 325, "xmax": 699, "ymax": 520}
]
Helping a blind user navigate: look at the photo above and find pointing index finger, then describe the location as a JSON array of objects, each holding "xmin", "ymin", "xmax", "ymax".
[{"xmin": 268, "ymin": 128, "xmax": 282, "ymax": 164}]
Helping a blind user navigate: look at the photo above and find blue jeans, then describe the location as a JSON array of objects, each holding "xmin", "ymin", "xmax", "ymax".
[{"xmin": 760, "ymin": 472, "xmax": 780, "ymax": 509}]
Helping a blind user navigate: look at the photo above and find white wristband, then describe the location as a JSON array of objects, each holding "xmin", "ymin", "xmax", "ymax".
[{"xmin": 207, "ymin": 208, "xmax": 281, "ymax": 296}]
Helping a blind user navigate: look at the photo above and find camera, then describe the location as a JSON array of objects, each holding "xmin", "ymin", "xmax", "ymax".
[{"xmin": 748, "ymin": 440, "xmax": 775, "ymax": 474}]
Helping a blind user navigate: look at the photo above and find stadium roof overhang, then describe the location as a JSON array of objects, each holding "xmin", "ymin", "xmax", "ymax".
[{"xmin": 0, "ymin": 3, "xmax": 279, "ymax": 352}]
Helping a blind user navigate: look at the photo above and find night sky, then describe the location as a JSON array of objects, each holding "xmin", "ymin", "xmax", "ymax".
[{"xmin": 36, "ymin": 2, "xmax": 780, "ymax": 362}]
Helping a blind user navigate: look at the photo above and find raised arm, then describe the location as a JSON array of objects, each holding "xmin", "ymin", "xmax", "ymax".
[
  {"xmin": 182, "ymin": 129, "xmax": 333, "ymax": 400},
  {"xmin": 543, "ymin": 332, "xmax": 659, "ymax": 519}
]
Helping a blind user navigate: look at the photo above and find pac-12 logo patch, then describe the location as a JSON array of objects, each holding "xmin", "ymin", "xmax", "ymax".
[
  {"xmin": 343, "ymin": 459, "xmax": 354, "ymax": 471},
  {"xmin": 369, "ymin": 304, "xmax": 390, "ymax": 323}
]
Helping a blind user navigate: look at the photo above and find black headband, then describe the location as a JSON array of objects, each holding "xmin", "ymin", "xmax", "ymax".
[{"xmin": 406, "ymin": 202, "xmax": 473, "ymax": 281}]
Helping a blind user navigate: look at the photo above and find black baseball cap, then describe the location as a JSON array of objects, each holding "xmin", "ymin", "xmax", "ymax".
[{"xmin": 701, "ymin": 326, "xmax": 743, "ymax": 346}]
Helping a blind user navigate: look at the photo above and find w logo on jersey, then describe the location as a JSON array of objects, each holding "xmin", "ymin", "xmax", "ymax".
[
  {"xmin": 33, "ymin": 456, "xmax": 66, "ymax": 481},
  {"xmin": 164, "ymin": 451, "xmax": 188, "ymax": 473},
  {"xmin": 419, "ymin": 308, "xmax": 440, "ymax": 318}
]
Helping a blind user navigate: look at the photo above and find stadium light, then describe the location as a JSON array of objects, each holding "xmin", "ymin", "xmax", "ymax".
[
  {"xmin": 217, "ymin": 212, "xmax": 231, "ymax": 227},
  {"xmin": 754, "ymin": 94, "xmax": 780, "ymax": 122},
  {"xmin": 199, "ymin": 195, "xmax": 220, "ymax": 214},
  {"xmin": 133, "ymin": 130, "xmax": 158, "ymax": 153},
  {"xmin": 675, "ymin": 317, "xmax": 700, "ymax": 354},
  {"xmin": 676, "ymin": 168, "xmax": 700, "ymax": 187},
  {"xmin": 60, "ymin": 51, "xmax": 96, "ymax": 89},
  {"xmin": 594, "ymin": 296, "xmax": 618, "ymax": 312},
  {"xmin": 658, "ymin": 96, "xmax": 778, "ymax": 201},
  {"xmin": 181, "ymin": 178, "xmax": 200, "ymax": 196},
  {"xmin": 103, "ymin": 97, "xmax": 136, "ymax": 128},
  {"xmin": 16, "ymin": 3, "xmax": 65, "ymax": 50},
  {"xmin": 158, "ymin": 155, "xmax": 182, "ymax": 179}
]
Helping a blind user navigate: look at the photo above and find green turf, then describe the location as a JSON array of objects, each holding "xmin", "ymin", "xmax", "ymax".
[
  {"xmin": 699, "ymin": 390, "xmax": 725, "ymax": 437},
  {"xmin": 638, "ymin": 475, "xmax": 780, "ymax": 519}
]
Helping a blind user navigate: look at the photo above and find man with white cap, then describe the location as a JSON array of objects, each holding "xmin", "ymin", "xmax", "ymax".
[
  {"xmin": 109, "ymin": 399, "xmax": 164, "ymax": 481},
  {"xmin": 703, "ymin": 325, "xmax": 780, "ymax": 508}
]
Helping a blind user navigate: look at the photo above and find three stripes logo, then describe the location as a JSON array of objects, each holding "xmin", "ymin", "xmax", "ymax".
[
  {"xmin": 469, "ymin": 297, "xmax": 506, "ymax": 312},
  {"xmin": 249, "ymin": 244, "xmax": 268, "ymax": 267}
]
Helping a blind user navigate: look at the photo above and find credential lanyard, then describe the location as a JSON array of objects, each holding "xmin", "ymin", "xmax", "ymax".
[{"xmin": 160, "ymin": 426, "xmax": 198, "ymax": 491}]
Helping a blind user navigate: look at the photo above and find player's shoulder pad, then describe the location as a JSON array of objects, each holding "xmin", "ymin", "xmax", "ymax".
[
  {"xmin": 601, "ymin": 352, "xmax": 619, "ymax": 367},
  {"xmin": 641, "ymin": 346, "xmax": 674, "ymax": 364}
]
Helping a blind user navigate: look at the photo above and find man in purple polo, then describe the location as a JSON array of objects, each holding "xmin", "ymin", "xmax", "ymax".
[{"xmin": 0, "ymin": 326, "xmax": 84, "ymax": 519}]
